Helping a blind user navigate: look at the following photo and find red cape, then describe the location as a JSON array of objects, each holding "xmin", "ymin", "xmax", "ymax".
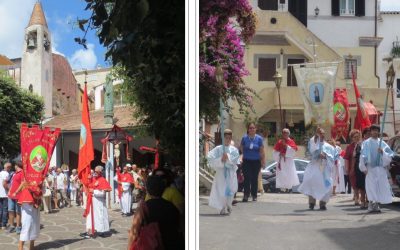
[
  {"xmin": 273, "ymin": 138, "xmax": 298, "ymax": 153},
  {"xmin": 83, "ymin": 174, "xmax": 111, "ymax": 217},
  {"xmin": 118, "ymin": 172, "xmax": 134, "ymax": 199},
  {"xmin": 120, "ymin": 172, "xmax": 134, "ymax": 183}
]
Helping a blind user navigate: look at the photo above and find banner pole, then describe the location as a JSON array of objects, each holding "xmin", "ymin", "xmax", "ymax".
[{"xmin": 90, "ymin": 192, "xmax": 95, "ymax": 235}]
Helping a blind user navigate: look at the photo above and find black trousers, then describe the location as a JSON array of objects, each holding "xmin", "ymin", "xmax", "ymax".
[
  {"xmin": 242, "ymin": 159, "xmax": 261, "ymax": 198},
  {"xmin": 344, "ymin": 175, "xmax": 351, "ymax": 194}
]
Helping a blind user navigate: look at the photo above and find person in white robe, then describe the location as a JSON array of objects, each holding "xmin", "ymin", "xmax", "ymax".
[
  {"xmin": 19, "ymin": 203, "xmax": 40, "ymax": 250},
  {"xmin": 84, "ymin": 166, "xmax": 112, "ymax": 237},
  {"xmin": 298, "ymin": 128, "xmax": 336, "ymax": 210},
  {"xmin": 207, "ymin": 129, "xmax": 240, "ymax": 215},
  {"xmin": 119, "ymin": 165, "xmax": 134, "ymax": 216},
  {"xmin": 332, "ymin": 142, "xmax": 346, "ymax": 195},
  {"xmin": 359, "ymin": 124, "xmax": 394, "ymax": 213},
  {"xmin": 272, "ymin": 128, "xmax": 300, "ymax": 192}
]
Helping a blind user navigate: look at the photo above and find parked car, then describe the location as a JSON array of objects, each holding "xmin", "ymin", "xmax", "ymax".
[
  {"xmin": 387, "ymin": 136, "xmax": 400, "ymax": 197},
  {"xmin": 261, "ymin": 158, "xmax": 310, "ymax": 193}
]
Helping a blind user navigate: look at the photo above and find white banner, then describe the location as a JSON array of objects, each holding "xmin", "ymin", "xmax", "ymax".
[{"xmin": 293, "ymin": 63, "xmax": 338, "ymax": 125}]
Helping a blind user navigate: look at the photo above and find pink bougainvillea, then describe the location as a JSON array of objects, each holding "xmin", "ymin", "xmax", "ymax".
[{"xmin": 200, "ymin": 0, "xmax": 257, "ymax": 121}]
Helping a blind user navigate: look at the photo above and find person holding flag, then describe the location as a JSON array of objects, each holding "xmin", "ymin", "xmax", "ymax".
[
  {"xmin": 16, "ymin": 123, "xmax": 60, "ymax": 250},
  {"xmin": 272, "ymin": 128, "xmax": 300, "ymax": 192},
  {"xmin": 83, "ymin": 166, "xmax": 112, "ymax": 237},
  {"xmin": 359, "ymin": 124, "xmax": 394, "ymax": 213},
  {"xmin": 207, "ymin": 129, "xmax": 240, "ymax": 215},
  {"xmin": 77, "ymin": 82, "xmax": 97, "ymax": 238}
]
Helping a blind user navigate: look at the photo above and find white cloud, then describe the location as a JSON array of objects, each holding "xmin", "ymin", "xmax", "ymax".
[
  {"xmin": 51, "ymin": 31, "xmax": 65, "ymax": 57},
  {"xmin": 68, "ymin": 43, "xmax": 97, "ymax": 70},
  {"xmin": 381, "ymin": 0, "xmax": 400, "ymax": 11},
  {"xmin": 0, "ymin": 0, "xmax": 36, "ymax": 58}
]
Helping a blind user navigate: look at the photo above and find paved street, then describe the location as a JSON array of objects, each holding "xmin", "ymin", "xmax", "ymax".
[
  {"xmin": 200, "ymin": 193, "xmax": 400, "ymax": 250},
  {"xmin": 0, "ymin": 205, "xmax": 133, "ymax": 250}
]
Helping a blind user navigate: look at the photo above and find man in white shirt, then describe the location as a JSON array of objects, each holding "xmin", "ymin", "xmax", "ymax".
[
  {"xmin": 55, "ymin": 167, "xmax": 71, "ymax": 208},
  {"xmin": 0, "ymin": 163, "xmax": 11, "ymax": 229}
]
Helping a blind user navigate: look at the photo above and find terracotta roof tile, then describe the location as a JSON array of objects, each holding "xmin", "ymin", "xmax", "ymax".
[
  {"xmin": 0, "ymin": 55, "xmax": 14, "ymax": 66},
  {"xmin": 44, "ymin": 106, "xmax": 140, "ymax": 131},
  {"xmin": 28, "ymin": 2, "xmax": 48, "ymax": 28}
]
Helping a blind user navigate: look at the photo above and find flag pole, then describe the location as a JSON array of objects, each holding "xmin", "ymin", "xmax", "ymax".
[
  {"xmin": 90, "ymin": 192, "xmax": 95, "ymax": 235},
  {"xmin": 378, "ymin": 63, "xmax": 395, "ymax": 162}
]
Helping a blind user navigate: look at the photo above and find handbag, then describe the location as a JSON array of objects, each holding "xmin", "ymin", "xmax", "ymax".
[
  {"xmin": 43, "ymin": 188, "xmax": 51, "ymax": 197},
  {"xmin": 130, "ymin": 201, "xmax": 164, "ymax": 250}
]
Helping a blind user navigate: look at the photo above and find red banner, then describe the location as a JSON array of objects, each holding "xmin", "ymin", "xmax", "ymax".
[
  {"xmin": 78, "ymin": 84, "xmax": 94, "ymax": 187},
  {"xmin": 332, "ymin": 89, "xmax": 350, "ymax": 142},
  {"xmin": 20, "ymin": 124, "xmax": 60, "ymax": 205},
  {"xmin": 352, "ymin": 65, "xmax": 371, "ymax": 130}
]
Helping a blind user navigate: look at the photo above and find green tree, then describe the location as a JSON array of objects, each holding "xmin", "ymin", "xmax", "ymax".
[
  {"xmin": 0, "ymin": 72, "xmax": 44, "ymax": 159},
  {"xmin": 77, "ymin": 0, "xmax": 184, "ymax": 164}
]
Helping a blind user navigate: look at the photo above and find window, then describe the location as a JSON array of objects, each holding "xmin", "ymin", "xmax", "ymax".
[
  {"xmin": 340, "ymin": 0, "xmax": 355, "ymax": 15},
  {"xmin": 344, "ymin": 59, "xmax": 357, "ymax": 79},
  {"xmin": 397, "ymin": 79, "xmax": 400, "ymax": 98},
  {"xmin": 332, "ymin": 0, "xmax": 365, "ymax": 16},
  {"xmin": 258, "ymin": 0, "xmax": 278, "ymax": 11},
  {"xmin": 114, "ymin": 85, "xmax": 128, "ymax": 106},
  {"xmin": 258, "ymin": 58, "xmax": 276, "ymax": 81},
  {"xmin": 287, "ymin": 58, "xmax": 304, "ymax": 86}
]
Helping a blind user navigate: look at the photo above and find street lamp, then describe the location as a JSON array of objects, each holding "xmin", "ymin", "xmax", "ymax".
[
  {"xmin": 386, "ymin": 63, "xmax": 396, "ymax": 134},
  {"xmin": 314, "ymin": 6, "xmax": 320, "ymax": 17},
  {"xmin": 273, "ymin": 71, "xmax": 284, "ymax": 130}
]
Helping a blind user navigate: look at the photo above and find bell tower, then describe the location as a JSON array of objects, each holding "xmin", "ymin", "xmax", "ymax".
[{"xmin": 21, "ymin": 2, "xmax": 53, "ymax": 118}]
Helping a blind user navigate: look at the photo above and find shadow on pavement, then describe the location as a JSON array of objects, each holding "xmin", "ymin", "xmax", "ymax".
[
  {"xmin": 199, "ymin": 213, "xmax": 226, "ymax": 217},
  {"xmin": 321, "ymin": 216, "xmax": 400, "ymax": 250},
  {"xmin": 333, "ymin": 204, "xmax": 358, "ymax": 208},
  {"xmin": 35, "ymin": 238, "xmax": 84, "ymax": 249}
]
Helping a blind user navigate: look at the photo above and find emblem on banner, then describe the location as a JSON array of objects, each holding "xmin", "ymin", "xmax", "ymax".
[
  {"xmin": 333, "ymin": 102, "xmax": 346, "ymax": 121},
  {"xmin": 80, "ymin": 124, "xmax": 87, "ymax": 149},
  {"xmin": 309, "ymin": 83, "xmax": 324, "ymax": 104},
  {"xmin": 29, "ymin": 145, "xmax": 48, "ymax": 172}
]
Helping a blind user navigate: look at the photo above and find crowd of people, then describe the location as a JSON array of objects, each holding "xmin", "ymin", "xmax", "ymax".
[
  {"xmin": 207, "ymin": 123, "xmax": 395, "ymax": 215},
  {"xmin": 0, "ymin": 160, "xmax": 185, "ymax": 250}
]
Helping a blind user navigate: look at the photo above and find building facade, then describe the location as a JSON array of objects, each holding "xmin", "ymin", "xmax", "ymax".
[{"xmin": 222, "ymin": 0, "xmax": 388, "ymax": 147}]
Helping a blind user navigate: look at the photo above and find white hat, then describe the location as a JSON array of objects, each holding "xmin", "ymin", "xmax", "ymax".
[{"xmin": 126, "ymin": 163, "xmax": 132, "ymax": 167}]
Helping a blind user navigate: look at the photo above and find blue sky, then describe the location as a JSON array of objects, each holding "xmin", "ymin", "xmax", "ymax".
[{"xmin": 0, "ymin": 0, "xmax": 108, "ymax": 70}]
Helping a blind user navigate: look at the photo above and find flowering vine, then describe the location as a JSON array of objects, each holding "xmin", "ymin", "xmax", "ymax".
[{"xmin": 199, "ymin": 0, "xmax": 257, "ymax": 122}]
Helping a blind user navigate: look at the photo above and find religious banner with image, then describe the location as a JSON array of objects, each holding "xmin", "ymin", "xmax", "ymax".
[
  {"xmin": 293, "ymin": 63, "xmax": 338, "ymax": 125},
  {"xmin": 19, "ymin": 123, "xmax": 60, "ymax": 205},
  {"xmin": 331, "ymin": 89, "xmax": 350, "ymax": 142}
]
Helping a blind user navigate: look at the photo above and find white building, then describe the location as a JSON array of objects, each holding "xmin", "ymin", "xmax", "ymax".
[{"xmin": 378, "ymin": 10, "xmax": 400, "ymax": 134}]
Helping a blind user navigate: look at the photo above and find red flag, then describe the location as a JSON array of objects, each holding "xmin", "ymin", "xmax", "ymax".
[
  {"xmin": 351, "ymin": 65, "xmax": 371, "ymax": 130},
  {"xmin": 332, "ymin": 89, "xmax": 350, "ymax": 141},
  {"xmin": 19, "ymin": 124, "xmax": 60, "ymax": 206},
  {"xmin": 77, "ymin": 84, "xmax": 94, "ymax": 187}
]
